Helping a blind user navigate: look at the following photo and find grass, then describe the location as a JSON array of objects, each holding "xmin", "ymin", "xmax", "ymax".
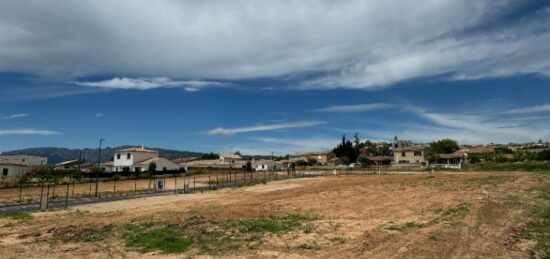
[
  {"xmin": 467, "ymin": 176, "xmax": 509, "ymax": 186},
  {"xmin": 123, "ymin": 213, "xmax": 316, "ymax": 254},
  {"xmin": 125, "ymin": 226, "xmax": 193, "ymax": 253},
  {"xmin": 463, "ymin": 161, "xmax": 550, "ymax": 172},
  {"xmin": 384, "ymin": 221, "xmax": 425, "ymax": 232},
  {"xmin": 1, "ymin": 211, "xmax": 33, "ymax": 223},
  {"xmin": 51, "ymin": 225, "xmax": 113, "ymax": 244},
  {"xmin": 522, "ymin": 182, "xmax": 550, "ymax": 258},
  {"xmin": 441, "ymin": 202, "xmax": 470, "ymax": 218}
]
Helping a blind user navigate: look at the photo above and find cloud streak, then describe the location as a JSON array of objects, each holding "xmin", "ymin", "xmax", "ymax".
[
  {"xmin": 315, "ymin": 103, "xmax": 395, "ymax": 112},
  {"xmin": 2, "ymin": 113, "xmax": 28, "ymax": 119},
  {"xmin": 206, "ymin": 121, "xmax": 325, "ymax": 136},
  {"xmin": 0, "ymin": 129, "xmax": 60, "ymax": 136},
  {"xmin": 71, "ymin": 77, "xmax": 224, "ymax": 91},
  {"xmin": 503, "ymin": 103, "xmax": 550, "ymax": 114}
]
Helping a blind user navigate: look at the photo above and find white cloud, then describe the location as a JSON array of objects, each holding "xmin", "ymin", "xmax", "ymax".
[
  {"xmin": 0, "ymin": 1, "xmax": 547, "ymax": 89},
  {"xmin": 315, "ymin": 103, "xmax": 395, "ymax": 112},
  {"xmin": 503, "ymin": 104, "xmax": 550, "ymax": 114},
  {"xmin": 0, "ymin": 129, "xmax": 60, "ymax": 136},
  {"xmin": 206, "ymin": 121, "xmax": 325, "ymax": 136},
  {"xmin": 225, "ymin": 136, "xmax": 338, "ymax": 155},
  {"xmin": 403, "ymin": 107, "xmax": 550, "ymax": 144},
  {"xmin": 2, "ymin": 113, "xmax": 28, "ymax": 119},
  {"xmin": 71, "ymin": 77, "xmax": 224, "ymax": 91}
]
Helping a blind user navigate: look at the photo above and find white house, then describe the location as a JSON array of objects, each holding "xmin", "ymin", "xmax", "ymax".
[
  {"xmin": 0, "ymin": 154, "xmax": 47, "ymax": 172},
  {"xmin": 219, "ymin": 153, "xmax": 242, "ymax": 163},
  {"xmin": 112, "ymin": 146, "xmax": 179, "ymax": 173},
  {"xmin": 252, "ymin": 159, "xmax": 282, "ymax": 171},
  {"xmin": 0, "ymin": 158, "xmax": 27, "ymax": 177}
]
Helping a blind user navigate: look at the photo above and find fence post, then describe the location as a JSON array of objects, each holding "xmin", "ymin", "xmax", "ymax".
[
  {"xmin": 18, "ymin": 183, "xmax": 23, "ymax": 203},
  {"xmin": 174, "ymin": 176, "xmax": 178, "ymax": 194},
  {"xmin": 65, "ymin": 183, "xmax": 70, "ymax": 208}
]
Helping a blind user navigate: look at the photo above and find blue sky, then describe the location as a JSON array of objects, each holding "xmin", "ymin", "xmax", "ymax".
[{"xmin": 0, "ymin": 1, "xmax": 549, "ymax": 155}]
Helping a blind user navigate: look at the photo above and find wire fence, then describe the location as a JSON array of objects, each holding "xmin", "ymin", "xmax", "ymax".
[{"xmin": 0, "ymin": 166, "xmax": 429, "ymax": 207}]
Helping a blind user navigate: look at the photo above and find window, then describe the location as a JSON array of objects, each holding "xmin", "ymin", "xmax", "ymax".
[
  {"xmin": 116, "ymin": 154, "xmax": 121, "ymax": 159},
  {"xmin": 414, "ymin": 151, "xmax": 422, "ymax": 156},
  {"xmin": 163, "ymin": 167, "xmax": 167, "ymax": 172},
  {"xmin": 2, "ymin": 168, "xmax": 8, "ymax": 176},
  {"xmin": 401, "ymin": 152, "xmax": 406, "ymax": 157},
  {"xmin": 127, "ymin": 153, "xmax": 131, "ymax": 159}
]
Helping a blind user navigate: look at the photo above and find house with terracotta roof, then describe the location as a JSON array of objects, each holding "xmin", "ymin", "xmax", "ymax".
[
  {"xmin": 0, "ymin": 158, "xmax": 27, "ymax": 177},
  {"xmin": 112, "ymin": 146, "xmax": 179, "ymax": 173},
  {"xmin": 219, "ymin": 153, "xmax": 242, "ymax": 163},
  {"xmin": 393, "ymin": 145, "xmax": 429, "ymax": 166}
]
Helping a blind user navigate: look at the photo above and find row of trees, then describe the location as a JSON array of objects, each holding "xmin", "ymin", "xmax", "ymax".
[{"xmin": 332, "ymin": 134, "xmax": 392, "ymax": 165}]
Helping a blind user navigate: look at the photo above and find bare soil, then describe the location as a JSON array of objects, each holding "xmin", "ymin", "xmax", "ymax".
[{"xmin": 0, "ymin": 171, "xmax": 547, "ymax": 258}]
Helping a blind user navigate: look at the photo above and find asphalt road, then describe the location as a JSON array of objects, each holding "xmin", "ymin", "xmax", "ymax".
[{"xmin": 0, "ymin": 190, "xmax": 175, "ymax": 215}]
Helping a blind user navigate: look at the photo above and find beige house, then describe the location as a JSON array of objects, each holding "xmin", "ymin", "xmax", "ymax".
[
  {"xmin": 0, "ymin": 158, "xmax": 27, "ymax": 177},
  {"xmin": 289, "ymin": 151, "xmax": 335, "ymax": 165},
  {"xmin": 219, "ymin": 153, "xmax": 242, "ymax": 163},
  {"xmin": 393, "ymin": 146, "xmax": 428, "ymax": 166},
  {"xmin": 113, "ymin": 146, "xmax": 179, "ymax": 173}
]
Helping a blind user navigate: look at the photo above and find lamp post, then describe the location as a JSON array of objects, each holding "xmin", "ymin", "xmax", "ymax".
[{"xmin": 95, "ymin": 138, "xmax": 105, "ymax": 197}]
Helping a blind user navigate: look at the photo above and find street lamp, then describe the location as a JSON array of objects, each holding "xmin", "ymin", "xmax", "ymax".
[{"xmin": 95, "ymin": 138, "xmax": 105, "ymax": 197}]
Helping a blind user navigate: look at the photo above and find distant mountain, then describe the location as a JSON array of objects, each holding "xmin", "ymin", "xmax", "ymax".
[{"xmin": 1, "ymin": 146, "xmax": 203, "ymax": 164}]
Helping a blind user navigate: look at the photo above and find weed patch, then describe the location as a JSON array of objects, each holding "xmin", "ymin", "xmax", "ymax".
[
  {"xmin": 123, "ymin": 213, "xmax": 315, "ymax": 254},
  {"xmin": 51, "ymin": 225, "xmax": 113, "ymax": 243},
  {"xmin": 384, "ymin": 221, "xmax": 424, "ymax": 232},
  {"xmin": 1, "ymin": 212, "xmax": 33, "ymax": 223}
]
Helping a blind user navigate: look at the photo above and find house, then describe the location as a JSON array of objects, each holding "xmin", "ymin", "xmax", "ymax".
[
  {"xmin": 289, "ymin": 151, "xmax": 335, "ymax": 165},
  {"xmin": 393, "ymin": 146, "xmax": 428, "ymax": 166},
  {"xmin": 437, "ymin": 153, "xmax": 464, "ymax": 165},
  {"xmin": 326, "ymin": 157, "xmax": 343, "ymax": 166},
  {"xmin": 368, "ymin": 156, "xmax": 394, "ymax": 166},
  {"xmin": 181, "ymin": 159, "xmax": 247, "ymax": 171},
  {"xmin": 252, "ymin": 159, "xmax": 282, "ymax": 171},
  {"xmin": 0, "ymin": 158, "xmax": 27, "ymax": 177},
  {"xmin": 0, "ymin": 154, "xmax": 47, "ymax": 172},
  {"xmin": 173, "ymin": 157, "xmax": 200, "ymax": 165},
  {"xmin": 112, "ymin": 146, "xmax": 179, "ymax": 173},
  {"xmin": 55, "ymin": 160, "xmax": 90, "ymax": 170},
  {"xmin": 219, "ymin": 153, "xmax": 242, "ymax": 163}
]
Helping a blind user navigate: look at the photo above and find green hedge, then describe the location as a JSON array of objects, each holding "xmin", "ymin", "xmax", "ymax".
[{"xmin": 463, "ymin": 161, "xmax": 550, "ymax": 172}]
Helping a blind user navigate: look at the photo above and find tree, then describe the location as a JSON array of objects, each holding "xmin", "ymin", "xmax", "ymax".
[
  {"xmin": 148, "ymin": 162, "xmax": 157, "ymax": 173},
  {"xmin": 245, "ymin": 161, "xmax": 252, "ymax": 172},
  {"xmin": 147, "ymin": 162, "xmax": 157, "ymax": 190},
  {"xmin": 201, "ymin": 152, "xmax": 219, "ymax": 160},
  {"xmin": 332, "ymin": 135, "xmax": 358, "ymax": 164},
  {"xmin": 428, "ymin": 139, "xmax": 459, "ymax": 163},
  {"xmin": 536, "ymin": 149, "xmax": 550, "ymax": 161},
  {"xmin": 429, "ymin": 139, "xmax": 459, "ymax": 154}
]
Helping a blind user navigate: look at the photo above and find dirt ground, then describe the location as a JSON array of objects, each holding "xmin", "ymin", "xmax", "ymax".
[
  {"xmin": 0, "ymin": 170, "xmax": 320, "ymax": 204},
  {"xmin": 0, "ymin": 171, "xmax": 548, "ymax": 258}
]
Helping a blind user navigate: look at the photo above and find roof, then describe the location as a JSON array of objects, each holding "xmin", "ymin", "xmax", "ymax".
[
  {"xmin": 173, "ymin": 157, "xmax": 200, "ymax": 164},
  {"xmin": 0, "ymin": 158, "xmax": 25, "ymax": 166},
  {"xmin": 367, "ymin": 156, "xmax": 394, "ymax": 161},
  {"xmin": 438, "ymin": 153, "xmax": 464, "ymax": 159},
  {"xmin": 394, "ymin": 146, "xmax": 427, "ymax": 151},
  {"xmin": 220, "ymin": 153, "xmax": 242, "ymax": 159},
  {"xmin": 183, "ymin": 159, "xmax": 247, "ymax": 168},
  {"xmin": 116, "ymin": 146, "xmax": 158, "ymax": 154},
  {"xmin": 461, "ymin": 146, "xmax": 495, "ymax": 154},
  {"xmin": 55, "ymin": 160, "xmax": 85, "ymax": 166}
]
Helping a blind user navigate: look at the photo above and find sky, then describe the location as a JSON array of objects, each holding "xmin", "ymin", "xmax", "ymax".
[{"xmin": 0, "ymin": 0, "xmax": 549, "ymax": 155}]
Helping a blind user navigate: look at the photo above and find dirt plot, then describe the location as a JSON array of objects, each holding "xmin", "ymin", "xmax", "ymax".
[
  {"xmin": 0, "ymin": 171, "xmax": 548, "ymax": 258},
  {"xmin": 0, "ymin": 171, "xmax": 319, "ymax": 205}
]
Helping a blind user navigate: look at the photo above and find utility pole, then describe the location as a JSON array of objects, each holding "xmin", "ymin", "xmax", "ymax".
[{"xmin": 95, "ymin": 138, "xmax": 105, "ymax": 197}]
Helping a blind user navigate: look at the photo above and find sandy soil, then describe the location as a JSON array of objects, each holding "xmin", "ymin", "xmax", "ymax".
[{"xmin": 0, "ymin": 171, "xmax": 547, "ymax": 258}]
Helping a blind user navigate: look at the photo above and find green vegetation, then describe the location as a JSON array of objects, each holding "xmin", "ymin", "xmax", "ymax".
[
  {"xmin": 441, "ymin": 202, "xmax": 470, "ymax": 218},
  {"xmin": 522, "ymin": 182, "xmax": 550, "ymax": 258},
  {"xmin": 233, "ymin": 213, "xmax": 316, "ymax": 234},
  {"xmin": 428, "ymin": 139, "xmax": 459, "ymax": 162},
  {"xmin": 463, "ymin": 161, "xmax": 550, "ymax": 172},
  {"xmin": 201, "ymin": 152, "xmax": 220, "ymax": 160},
  {"xmin": 123, "ymin": 213, "xmax": 315, "ymax": 254},
  {"xmin": 125, "ymin": 226, "xmax": 193, "ymax": 253},
  {"xmin": 51, "ymin": 225, "xmax": 113, "ymax": 243},
  {"xmin": 1, "ymin": 211, "xmax": 33, "ymax": 223},
  {"xmin": 384, "ymin": 221, "xmax": 425, "ymax": 232}
]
